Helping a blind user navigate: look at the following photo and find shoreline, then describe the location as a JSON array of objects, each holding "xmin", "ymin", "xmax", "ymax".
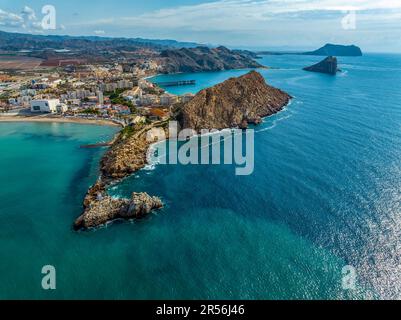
[{"xmin": 0, "ymin": 115, "xmax": 122, "ymax": 127}]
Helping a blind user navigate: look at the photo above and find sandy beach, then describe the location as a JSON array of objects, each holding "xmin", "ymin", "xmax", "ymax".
[{"xmin": 0, "ymin": 115, "xmax": 122, "ymax": 127}]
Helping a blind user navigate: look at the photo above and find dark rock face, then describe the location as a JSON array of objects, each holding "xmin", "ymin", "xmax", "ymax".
[
  {"xmin": 303, "ymin": 44, "xmax": 362, "ymax": 56},
  {"xmin": 160, "ymin": 46, "xmax": 263, "ymax": 73},
  {"xmin": 303, "ymin": 56, "xmax": 338, "ymax": 75},
  {"xmin": 180, "ymin": 71, "xmax": 291, "ymax": 131}
]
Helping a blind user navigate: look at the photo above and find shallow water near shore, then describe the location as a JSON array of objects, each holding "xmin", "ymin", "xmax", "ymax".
[{"xmin": 1, "ymin": 53, "xmax": 401, "ymax": 299}]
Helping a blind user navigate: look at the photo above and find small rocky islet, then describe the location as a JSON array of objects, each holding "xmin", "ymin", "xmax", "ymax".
[
  {"xmin": 303, "ymin": 56, "xmax": 339, "ymax": 75},
  {"xmin": 74, "ymin": 71, "xmax": 291, "ymax": 230}
]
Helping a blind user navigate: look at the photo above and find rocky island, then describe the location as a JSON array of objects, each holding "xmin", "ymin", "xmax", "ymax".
[
  {"xmin": 303, "ymin": 56, "xmax": 339, "ymax": 75},
  {"xmin": 303, "ymin": 43, "xmax": 362, "ymax": 57},
  {"xmin": 74, "ymin": 184, "xmax": 163, "ymax": 230},
  {"xmin": 74, "ymin": 71, "xmax": 291, "ymax": 230},
  {"xmin": 258, "ymin": 43, "xmax": 363, "ymax": 57}
]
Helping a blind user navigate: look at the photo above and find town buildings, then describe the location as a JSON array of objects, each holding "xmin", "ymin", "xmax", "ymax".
[{"xmin": 30, "ymin": 99, "xmax": 67, "ymax": 113}]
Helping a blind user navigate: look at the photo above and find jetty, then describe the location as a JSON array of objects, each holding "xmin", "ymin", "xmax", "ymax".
[
  {"xmin": 155, "ymin": 80, "xmax": 196, "ymax": 87},
  {"xmin": 80, "ymin": 142, "xmax": 112, "ymax": 149}
]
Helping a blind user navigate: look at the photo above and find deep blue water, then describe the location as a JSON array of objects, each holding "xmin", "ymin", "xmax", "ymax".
[{"xmin": 1, "ymin": 53, "xmax": 401, "ymax": 299}]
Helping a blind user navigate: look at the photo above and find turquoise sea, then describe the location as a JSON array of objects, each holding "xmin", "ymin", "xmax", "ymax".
[{"xmin": 1, "ymin": 53, "xmax": 401, "ymax": 299}]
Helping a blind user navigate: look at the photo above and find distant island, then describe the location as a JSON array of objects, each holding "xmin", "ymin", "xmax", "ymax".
[
  {"xmin": 302, "ymin": 44, "xmax": 363, "ymax": 57},
  {"xmin": 259, "ymin": 43, "xmax": 363, "ymax": 57},
  {"xmin": 303, "ymin": 56, "xmax": 339, "ymax": 75}
]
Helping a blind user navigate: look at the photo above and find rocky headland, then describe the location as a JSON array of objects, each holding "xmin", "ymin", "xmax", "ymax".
[
  {"xmin": 73, "ymin": 123, "xmax": 167, "ymax": 230},
  {"xmin": 160, "ymin": 46, "xmax": 264, "ymax": 73},
  {"xmin": 74, "ymin": 71, "xmax": 291, "ymax": 230},
  {"xmin": 303, "ymin": 56, "xmax": 338, "ymax": 75},
  {"xmin": 178, "ymin": 71, "xmax": 291, "ymax": 131}
]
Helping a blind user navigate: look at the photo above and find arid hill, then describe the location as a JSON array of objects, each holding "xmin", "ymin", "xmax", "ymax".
[
  {"xmin": 160, "ymin": 46, "xmax": 263, "ymax": 73},
  {"xmin": 179, "ymin": 71, "xmax": 291, "ymax": 131}
]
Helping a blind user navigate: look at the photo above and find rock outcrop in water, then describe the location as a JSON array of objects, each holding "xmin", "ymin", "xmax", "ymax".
[
  {"xmin": 179, "ymin": 71, "xmax": 291, "ymax": 131},
  {"xmin": 303, "ymin": 56, "xmax": 338, "ymax": 75},
  {"xmin": 160, "ymin": 46, "xmax": 263, "ymax": 73},
  {"xmin": 74, "ymin": 182, "xmax": 163, "ymax": 230}
]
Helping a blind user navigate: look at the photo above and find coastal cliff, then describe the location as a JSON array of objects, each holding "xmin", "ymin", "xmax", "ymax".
[
  {"xmin": 160, "ymin": 46, "xmax": 263, "ymax": 73},
  {"xmin": 303, "ymin": 56, "xmax": 338, "ymax": 75},
  {"xmin": 101, "ymin": 125, "xmax": 155, "ymax": 180},
  {"xmin": 179, "ymin": 71, "xmax": 291, "ymax": 131}
]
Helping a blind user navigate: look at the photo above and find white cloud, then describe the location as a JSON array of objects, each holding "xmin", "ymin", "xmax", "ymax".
[
  {"xmin": 21, "ymin": 6, "xmax": 37, "ymax": 22},
  {"xmin": 0, "ymin": 6, "xmax": 55, "ymax": 32},
  {"xmin": 0, "ymin": 9, "xmax": 24, "ymax": 27},
  {"xmin": 2, "ymin": 1, "xmax": 401, "ymax": 51},
  {"xmin": 77, "ymin": 0, "xmax": 401, "ymax": 35},
  {"xmin": 85, "ymin": 0, "xmax": 400, "ymax": 51}
]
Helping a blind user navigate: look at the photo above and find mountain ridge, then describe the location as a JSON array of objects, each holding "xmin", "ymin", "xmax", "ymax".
[
  {"xmin": 0, "ymin": 30, "xmax": 202, "ymax": 50},
  {"xmin": 160, "ymin": 46, "xmax": 264, "ymax": 73}
]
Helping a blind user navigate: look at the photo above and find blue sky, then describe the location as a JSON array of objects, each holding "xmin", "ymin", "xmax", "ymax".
[{"xmin": 1, "ymin": 0, "xmax": 401, "ymax": 52}]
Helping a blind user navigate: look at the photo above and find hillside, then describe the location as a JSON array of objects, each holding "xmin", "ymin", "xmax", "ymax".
[
  {"xmin": 179, "ymin": 71, "xmax": 291, "ymax": 131},
  {"xmin": 160, "ymin": 46, "xmax": 263, "ymax": 73},
  {"xmin": 303, "ymin": 44, "xmax": 362, "ymax": 56}
]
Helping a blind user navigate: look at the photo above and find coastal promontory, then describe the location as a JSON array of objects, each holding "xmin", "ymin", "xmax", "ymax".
[
  {"xmin": 74, "ymin": 71, "xmax": 291, "ymax": 230},
  {"xmin": 179, "ymin": 71, "xmax": 291, "ymax": 131},
  {"xmin": 73, "ymin": 124, "xmax": 167, "ymax": 230},
  {"xmin": 160, "ymin": 46, "xmax": 264, "ymax": 73}
]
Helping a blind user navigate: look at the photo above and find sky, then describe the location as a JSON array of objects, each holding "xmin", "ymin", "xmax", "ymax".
[{"xmin": 0, "ymin": 0, "xmax": 401, "ymax": 52}]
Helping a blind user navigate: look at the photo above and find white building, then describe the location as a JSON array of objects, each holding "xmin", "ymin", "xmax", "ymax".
[
  {"xmin": 56, "ymin": 103, "xmax": 68, "ymax": 113},
  {"xmin": 97, "ymin": 91, "xmax": 104, "ymax": 106},
  {"xmin": 17, "ymin": 96, "xmax": 32, "ymax": 107},
  {"xmin": 30, "ymin": 99, "xmax": 61, "ymax": 113},
  {"xmin": 181, "ymin": 93, "xmax": 195, "ymax": 103},
  {"xmin": 160, "ymin": 93, "xmax": 178, "ymax": 106},
  {"xmin": 138, "ymin": 79, "xmax": 151, "ymax": 90},
  {"xmin": 130, "ymin": 116, "xmax": 146, "ymax": 124},
  {"xmin": 139, "ymin": 94, "xmax": 159, "ymax": 106}
]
